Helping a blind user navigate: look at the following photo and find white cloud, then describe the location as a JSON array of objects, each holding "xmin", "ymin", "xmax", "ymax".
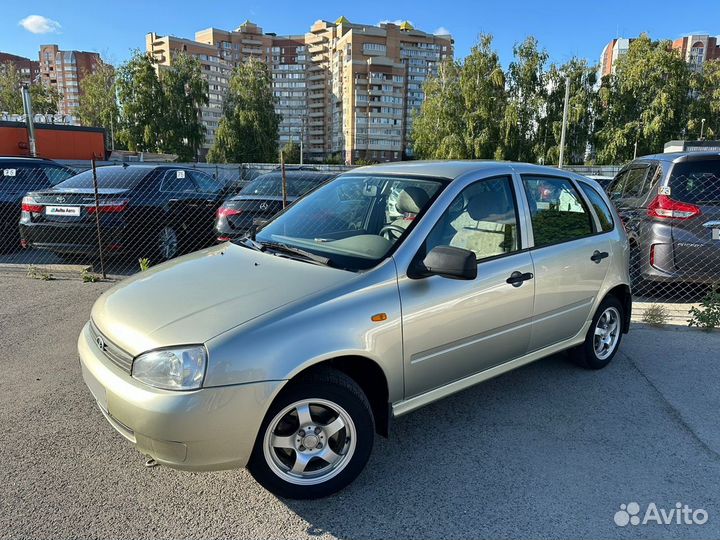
[
  {"xmin": 19, "ymin": 15, "xmax": 61, "ymax": 35},
  {"xmin": 434, "ymin": 26, "xmax": 451, "ymax": 36}
]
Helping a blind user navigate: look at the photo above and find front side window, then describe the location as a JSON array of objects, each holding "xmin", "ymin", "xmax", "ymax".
[
  {"xmin": 424, "ymin": 176, "xmax": 520, "ymax": 262},
  {"xmin": 580, "ymin": 182, "xmax": 614, "ymax": 232},
  {"xmin": 522, "ymin": 176, "xmax": 594, "ymax": 247},
  {"xmin": 255, "ymin": 174, "xmax": 445, "ymax": 270},
  {"xmin": 160, "ymin": 170, "xmax": 196, "ymax": 192}
]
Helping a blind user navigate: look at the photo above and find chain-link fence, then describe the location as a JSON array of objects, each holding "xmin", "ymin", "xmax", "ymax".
[
  {"xmin": 1, "ymin": 159, "xmax": 348, "ymax": 276},
  {"xmin": 2, "ymin": 158, "xmax": 718, "ymax": 321}
]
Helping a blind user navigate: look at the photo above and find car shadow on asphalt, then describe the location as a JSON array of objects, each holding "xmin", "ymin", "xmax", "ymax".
[{"xmin": 277, "ymin": 351, "xmax": 720, "ymax": 540}]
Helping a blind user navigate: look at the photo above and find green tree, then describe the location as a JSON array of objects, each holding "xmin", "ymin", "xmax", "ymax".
[
  {"xmin": 411, "ymin": 59, "xmax": 468, "ymax": 159},
  {"xmin": 460, "ymin": 34, "xmax": 507, "ymax": 159},
  {"xmin": 78, "ymin": 62, "xmax": 119, "ymax": 147},
  {"xmin": 595, "ymin": 34, "xmax": 692, "ymax": 164},
  {"xmin": 158, "ymin": 52, "xmax": 209, "ymax": 161},
  {"xmin": 688, "ymin": 59, "xmax": 720, "ymax": 140},
  {"xmin": 208, "ymin": 59, "xmax": 280, "ymax": 163},
  {"xmin": 501, "ymin": 36, "xmax": 549, "ymax": 162},
  {"xmin": 537, "ymin": 58, "xmax": 596, "ymax": 165},
  {"xmin": 116, "ymin": 51, "xmax": 164, "ymax": 152},
  {"xmin": 0, "ymin": 62, "xmax": 24, "ymax": 113},
  {"xmin": 29, "ymin": 84, "xmax": 61, "ymax": 114},
  {"xmin": 281, "ymin": 140, "xmax": 301, "ymax": 163}
]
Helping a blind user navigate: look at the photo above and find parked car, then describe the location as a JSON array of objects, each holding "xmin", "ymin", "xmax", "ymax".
[
  {"xmin": 215, "ymin": 170, "xmax": 336, "ymax": 241},
  {"xmin": 0, "ymin": 157, "xmax": 75, "ymax": 251},
  {"xmin": 20, "ymin": 164, "xmax": 225, "ymax": 262},
  {"xmin": 79, "ymin": 161, "xmax": 631, "ymax": 499},
  {"xmin": 607, "ymin": 152, "xmax": 720, "ymax": 290},
  {"xmin": 586, "ymin": 174, "xmax": 615, "ymax": 191}
]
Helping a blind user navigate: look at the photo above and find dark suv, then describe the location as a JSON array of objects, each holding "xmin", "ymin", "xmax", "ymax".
[{"xmin": 608, "ymin": 152, "xmax": 720, "ymax": 292}]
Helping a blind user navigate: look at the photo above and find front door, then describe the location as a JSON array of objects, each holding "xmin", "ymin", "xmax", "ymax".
[{"xmin": 399, "ymin": 175, "xmax": 535, "ymax": 398}]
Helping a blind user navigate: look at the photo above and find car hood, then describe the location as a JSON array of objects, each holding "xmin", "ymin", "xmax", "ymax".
[{"xmin": 91, "ymin": 243, "xmax": 355, "ymax": 356}]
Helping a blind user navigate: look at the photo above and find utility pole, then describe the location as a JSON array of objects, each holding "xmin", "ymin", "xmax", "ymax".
[
  {"xmin": 558, "ymin": 76, "xmax": 570, "ymax": 169},
  {"xmin": 21, "ymin": 85, "xmax": 37, "ymax": 157},
  {"xmin": 700, "ymin": 118, "xmax": 706, "ymax": 141}
]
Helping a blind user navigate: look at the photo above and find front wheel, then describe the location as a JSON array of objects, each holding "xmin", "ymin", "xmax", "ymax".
[
  {"xmin": 571, "ymin": 296, "xmax": 624, "ymax": 369},
  {"xmin": 248, "ymin": 369, "xmax": 374, "ymax": 499}
]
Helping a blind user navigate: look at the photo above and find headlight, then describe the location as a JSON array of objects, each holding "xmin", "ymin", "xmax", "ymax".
[{"xmin": 132, "ymin": 346, "xmax": 207, "ymax": 390}]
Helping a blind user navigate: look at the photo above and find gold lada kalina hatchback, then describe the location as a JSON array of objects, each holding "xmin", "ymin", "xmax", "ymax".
[{"xmin": 79, "ymin": 161, "xmax": 631, "ymax": 499}]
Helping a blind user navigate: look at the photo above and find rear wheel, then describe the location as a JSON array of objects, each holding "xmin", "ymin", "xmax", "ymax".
[
  {"xmin": 248, "ymin": 369, "xmax": 374, "ymax": 499},
  {"xmin": 156, "ymin": 226, "xmax": 179, "ymax": 262},
  {"xmin": 571, "ymin": 296, "xmax": 624, "ymax": 369}
]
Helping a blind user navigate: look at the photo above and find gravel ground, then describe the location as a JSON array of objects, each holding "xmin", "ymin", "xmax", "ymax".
[{"xmin": 1, "ymin": 272, "xmax": 719, "ymax": 540}]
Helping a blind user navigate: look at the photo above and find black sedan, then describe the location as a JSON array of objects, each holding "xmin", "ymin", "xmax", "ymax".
[
  {"xmin": 1, "ymin": 157, "xmax": 75, "ymax": 252},
  {"xmin": 20, "ymin": 165, "xmax": 226, "ymax": 262},
  {"xmin": 215, "ymin": 170, "xmax": 335, "ymax": 241}
]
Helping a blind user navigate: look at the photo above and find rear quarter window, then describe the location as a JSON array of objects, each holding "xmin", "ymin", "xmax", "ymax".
[{"xmin": 579, "ymin": 182, "xmax": 614, "ymax": 232}]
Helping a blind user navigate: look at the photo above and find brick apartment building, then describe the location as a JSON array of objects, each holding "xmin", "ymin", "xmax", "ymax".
[
  {"xmin": 38, "ymin": 45, "xmax": 102, "ymax": 119},
  {"xmin": 147, "ymin": 17, "xmax": 453, "ymax": 162},
  {"xmin": 0, "ymin": 52, "xmax": 40, "ymax": 86},
  {"xmin": 599, "ymin": 34, "xmax": 720, "ymax": 78}
]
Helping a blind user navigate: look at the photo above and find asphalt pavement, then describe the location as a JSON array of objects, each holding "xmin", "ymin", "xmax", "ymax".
[{"xmin": 1, "ymin": 271, "xmax": 719, "ymax": 539}]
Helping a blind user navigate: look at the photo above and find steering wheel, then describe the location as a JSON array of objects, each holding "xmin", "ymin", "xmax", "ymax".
[{"xmin": 379, "ymin": 224, "xmax": 406, "ymax": 240}]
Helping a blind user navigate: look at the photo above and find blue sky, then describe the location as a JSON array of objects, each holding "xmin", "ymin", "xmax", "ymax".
[{"xmin": 2, "ymin": 0, "xmax": 719, "ymax": 67}]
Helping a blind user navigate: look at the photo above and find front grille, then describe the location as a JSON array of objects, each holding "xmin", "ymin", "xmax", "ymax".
[{"xmin": 89, "ymin": 321, "xmax": 133, "ymax": 373}]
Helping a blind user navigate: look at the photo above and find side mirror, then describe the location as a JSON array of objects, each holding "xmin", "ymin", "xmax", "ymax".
[{"xmin": 412, "ymin": 246, "xmax": 477, "ymax": 280}]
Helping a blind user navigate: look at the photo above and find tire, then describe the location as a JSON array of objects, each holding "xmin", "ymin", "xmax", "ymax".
[
  {"xmin": 156, "ymin": 225, "xmax": 179, "ymax": 262},
  {"xmin": 571, "ymin": 296, "xmax": 624, "ymax": 370},
  {"xmin": 248, "ymin": 368, "xmax": 375, "ymax": 499}
]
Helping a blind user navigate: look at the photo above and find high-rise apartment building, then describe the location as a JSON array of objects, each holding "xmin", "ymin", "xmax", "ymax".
[
  {"xmin": 38, "ymin": 45, "xmax": 102, "ymax": 119},
  {"xmin": 599, "ymin": 34, "xmax": 720, "ymax": 79},
  {"xmin": 147, "ymin": 17, "xmax": 453, "ymax": 162},
  {"xmin": 0, "ymin": 52, "xmax": 40, "ymax": 86},
  {"xmin": 672, "ymin": 34, "xmax": 720, "ymax": 71}
]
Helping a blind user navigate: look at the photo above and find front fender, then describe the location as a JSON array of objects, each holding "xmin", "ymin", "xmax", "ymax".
[{"xmin": 203, "ymin": 265, "xmax": 404, "ymax": 403}]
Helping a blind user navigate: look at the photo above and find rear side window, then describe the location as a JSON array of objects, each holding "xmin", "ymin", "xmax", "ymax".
[
  {"xmin": 160, "ymin": 170, "xmax": 196, "ymax": 192},
  {"xmin": 580, "ymin": 182, "xmax": 614, "ymax": 232},
  {"xmin": 522, "ymin": 176, "xmax": 594, "ymax": 247},
  {"xmin": 609, "ymin": 166, "xmax": 650, "ymax": 199},
  {"xmin": 1, "ymin": 165, "xmax": 52, "ymax": 192},
  {"xmin": 669, "ymin": 160, "xmax": 720, "ymax": 204}
]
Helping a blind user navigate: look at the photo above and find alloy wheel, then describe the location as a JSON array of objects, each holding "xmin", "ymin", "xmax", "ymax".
[
  {"xmin": 593, "ymin": 306, "xmax": 621, "ymax": 360},
  {"xmin": 158, "ymin": 226, "xmax": 178, "ymax": 260},
  {"xmin": 262, "ymin": 398, "xmax": 356, "ymax": 486}
]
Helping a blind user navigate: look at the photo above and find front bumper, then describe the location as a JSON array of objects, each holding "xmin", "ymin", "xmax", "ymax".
[{"xmin": 78, "ymin": 321, "xmax": 282, "ymax": 471}]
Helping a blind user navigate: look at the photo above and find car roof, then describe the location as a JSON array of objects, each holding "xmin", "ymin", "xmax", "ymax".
[
  {"xmin": 0, "ymin": 156, "xmax": 62, "ymax": 164},
  {"xmin": 632, "ymin": 151, "xmax": 720, "ymax": 164},
  {"xmin": 348, "ymin": 160, "xmax": 579, "ymax": 180}
]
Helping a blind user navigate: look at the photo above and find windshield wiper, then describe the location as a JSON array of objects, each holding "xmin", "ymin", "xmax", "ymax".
[
  {"xmin": 260, "ymin": 241, "xmax": 331, "ymax": 266},
  {"xmin": 235, "ymin": 237, "xmax": 264, "ymax": 251}
]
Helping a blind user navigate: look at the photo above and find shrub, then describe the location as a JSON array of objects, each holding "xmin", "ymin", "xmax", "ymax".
[
  {"xmin": 642, "ymin": 304, "xmax": 668, "ymax": 326},
  {"xmin": 688, "ymin": 288, "xmax": 720, "ymax": 331}
]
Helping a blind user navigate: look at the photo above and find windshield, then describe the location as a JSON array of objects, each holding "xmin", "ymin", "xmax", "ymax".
[
  {"xmin": 242, "ymin": 173, "xmax": 333, "ymax": 198},
  {"xmin": 253, "ymin": 174, "xmax": 446, "ymax": 271},
  {"xmin": 54, "ymin": 167, "xmax": 149, "ymax": 190}
]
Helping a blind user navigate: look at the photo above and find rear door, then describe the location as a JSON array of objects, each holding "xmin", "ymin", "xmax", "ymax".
[
  {"xmin": 667, "ymin": 157, "xmax": 720, "ymax": 276},
  {"xmin": 521, "ymin": 174, "xmax": 612, "ymax": 351}
]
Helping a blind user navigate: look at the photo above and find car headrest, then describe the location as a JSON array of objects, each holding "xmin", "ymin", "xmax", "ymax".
[
  {"xmin": 396, "ymin": 187, "xmax": 429, "ymax": 215},
  {"xmin": 467, "ymin": 191, "xmax": 508, "ymax": 221}
]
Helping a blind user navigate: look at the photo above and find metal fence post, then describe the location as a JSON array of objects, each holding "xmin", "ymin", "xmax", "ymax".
[{"xmin": 91, "ymin": 156, "xmax": 106, "ymax": 279}]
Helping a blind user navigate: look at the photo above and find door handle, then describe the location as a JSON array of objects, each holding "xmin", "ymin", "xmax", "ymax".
[
  {"xmin": 506, "ymin": 271, "xmax": 534, "ymax": 287},
  {"xmin": 591, "ymin": 250, "xmax": 609, "ymax": 263}
]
